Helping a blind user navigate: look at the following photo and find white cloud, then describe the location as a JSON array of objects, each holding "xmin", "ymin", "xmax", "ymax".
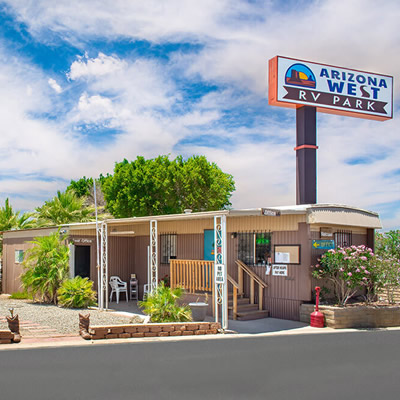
[
  {"xmin": 75, "ymin": 92, "xmax": 116, "ymax": 124},
  {"xmin": 68, "ymin": 52, "xmax": 127, "ymax": 80},
  {"xmin": 0, "ymin": 0, "xmax": 398, "ymax": 230},
  {"xmin": 48, "ymin": 78, "xmax": 62, "ymax": 93}
]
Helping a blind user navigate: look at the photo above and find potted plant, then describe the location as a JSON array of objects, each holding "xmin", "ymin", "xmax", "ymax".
[{"xmin": 189, "ymin": 293, "xmax": 209, "ymax": 321}]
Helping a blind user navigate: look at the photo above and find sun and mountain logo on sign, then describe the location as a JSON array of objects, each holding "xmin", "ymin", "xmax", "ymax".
[
  {"xmin": 285, "ymin": 63, "xmax": 316, "ymax": 89},
  {"xmin": 269, "ymin": 56, "xmax": 393, "ymax": 121}
]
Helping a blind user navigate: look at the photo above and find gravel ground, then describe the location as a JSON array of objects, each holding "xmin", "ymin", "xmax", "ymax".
[{"xmin": 0, "ymin": 298, "xmax": 144, "ymax": 337}]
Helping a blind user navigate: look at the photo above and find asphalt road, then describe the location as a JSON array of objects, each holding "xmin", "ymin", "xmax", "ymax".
[{"xmin": 1, "ymin": 330, "xmax": 399, "ymax": 400}]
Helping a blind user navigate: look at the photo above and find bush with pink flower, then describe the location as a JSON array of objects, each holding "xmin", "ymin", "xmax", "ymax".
[{"xmin": 312, "ymin": 245, "xmax": 376, "ymax": 306}]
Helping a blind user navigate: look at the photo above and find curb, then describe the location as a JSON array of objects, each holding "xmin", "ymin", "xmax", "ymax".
[{"xmin": 2, "ymin": 325, "xmax": 400, "ymax": 351}]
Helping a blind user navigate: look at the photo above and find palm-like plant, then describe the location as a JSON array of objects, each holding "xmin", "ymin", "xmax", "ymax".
[
  {"xmin": 35, "ymin": 190, "xmax": 95, "ymax": 226},
  {"xmin": 0, "ymin": 198, "xmax": 36, "ymax": 256},
  {"xmin": 21, "ymin": 230, "xmax": 70, "ymax": 304},
  {"xmin": 57, "ymin": 276, "xmax": 97, "ymax": 308},
  {"xmin": 138, "ymin": 282, "xmax": 192, "ymax": 322},
  {"xmin": 0, "ymin": 198, "xmax": 36, "ymax": 231}
]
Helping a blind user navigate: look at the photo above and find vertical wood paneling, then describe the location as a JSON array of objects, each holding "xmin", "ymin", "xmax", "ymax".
[
  {"xmin": 265, "ymin": 298, "xmax": 303, "ymax": 320},
  {"xmin": 3, "ymin": 238, "xmax": 36, "ymax": 293}
]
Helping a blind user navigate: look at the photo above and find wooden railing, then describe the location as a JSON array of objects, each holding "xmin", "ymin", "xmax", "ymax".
[
  {"xmin": 170, "ymin": 259, "xmax": 214, "ymax": 293},
  {"xmin": 227, "ymin": 274, "xmax": 239, "ymax": 320},
  {"xmin": 235, "ymin": 260, "xmax": 268, "ymax": 312},
  {"xmin": 170, "ymin": 259, "xmax": 268, "ymax": 321}
]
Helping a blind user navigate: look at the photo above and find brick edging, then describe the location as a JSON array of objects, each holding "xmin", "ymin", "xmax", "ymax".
[
  {"xmin": 0, "ymin": 330, "xmax": 16, "ymax": 344},
  {"xmin": 86, "ymin": 322, "xmax": 221, "ymax": 340}
]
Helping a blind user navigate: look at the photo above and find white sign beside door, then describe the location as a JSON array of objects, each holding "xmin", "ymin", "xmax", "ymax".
[{"xmin": 272, "ymin": 264, "xmax": 288, "ymax": 276}]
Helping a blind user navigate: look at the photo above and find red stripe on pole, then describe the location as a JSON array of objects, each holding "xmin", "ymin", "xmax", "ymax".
[{"xmin": 294, "ymin": 144, "xmax": 319, "ymax": 151}]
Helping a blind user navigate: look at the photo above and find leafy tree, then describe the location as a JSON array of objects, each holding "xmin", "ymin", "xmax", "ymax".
[
  {"xmin": 138, "ymin": 282, "xmax": 192, "ymax": 322},
  {"xmin": 67, "ymin": 176, "xmax": 93, "ymax": 198},
  {"xmin": 35, "ymin": 189, "xmax": 95, "ymax": 226},
  {"xmin": 57, "ymin": 276, "xmax": 97, "ymax": 308},
  {"xmin": 375, "ymin": 230, "xmax": 400, "ymax": 260},
  {"xmin": 21, "ymin": 230, "xmax": 70, "ymax": 304},
  {"xmin": 102, "ymin": 155, "xmax": 235, "ymax": 217},
  {"xmin": 375, "ymin": 230, "xmax": 400, "ymax": 304},
  {"xmin": 67, "ymin": 175, "xmax": 109, "ymax": 216}
]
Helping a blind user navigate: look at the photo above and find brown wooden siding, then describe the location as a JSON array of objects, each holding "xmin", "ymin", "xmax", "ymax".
[
  {"xmin": 225, "ymin": 223, "xmax": 312, "ymax": 320},
  {"xmin": 2, "ymin": 237, "xmax": 38, "ymax": 293},
  {"xmin": 264, "ymin": 298, "xmax": 303, "ymax": 321},
  {"xmin": 227, "ymin": 215, "xmax": 306, "ymax": 232}
]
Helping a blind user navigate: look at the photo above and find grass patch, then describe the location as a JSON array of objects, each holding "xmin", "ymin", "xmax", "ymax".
[{"xmin": 9, "ymin": 291, "xmax": 33, "ymax": 300}]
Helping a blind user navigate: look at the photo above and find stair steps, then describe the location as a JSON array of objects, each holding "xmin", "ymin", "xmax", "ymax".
[{"xmin": 228, "ymin": 294, "xmax": 269, "ymax": 321}]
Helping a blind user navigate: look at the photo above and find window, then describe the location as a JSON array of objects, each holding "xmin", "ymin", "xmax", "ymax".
[
  {"xmin": 160, "ymin": 234, "xmax": 177, "ymax": 264},
  {"xmin": 15, "ymin": 250, "xmax": 24, "ymax": 264},
  {"xmin": 335, "ymin": 230, "xmax": 352, "ymax": 248},
  {"xmin": 238, "ymin": 232, "xmax": 271, "ymax": 266}
]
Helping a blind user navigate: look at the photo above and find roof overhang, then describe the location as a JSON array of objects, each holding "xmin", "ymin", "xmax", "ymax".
[{"xmin": 1, "ymin": 204, "xmax": 382, "ymax": 238}]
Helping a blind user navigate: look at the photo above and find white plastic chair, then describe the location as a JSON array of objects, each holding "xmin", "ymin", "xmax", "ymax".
[{"xmin": 109, "ymin": 276, "xmax": 128, "ymax": 304}]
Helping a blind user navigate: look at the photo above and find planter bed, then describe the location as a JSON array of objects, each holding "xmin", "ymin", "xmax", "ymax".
[
  {"xmin": 86, "ymin": 322, "xmax": 221, "ymax": 340},
  {"xmin": 300, "ymin": 304, "xmax": 400, "ymax": 329}
]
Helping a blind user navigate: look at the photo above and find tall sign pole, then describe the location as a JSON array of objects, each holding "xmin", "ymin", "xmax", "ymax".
[
  {"xmin": 269, "ymin": 56, "xmax": 393, "ymax": 205},
  {"xmin": 295, "ymin": 106, "xmax": 317, "ymax": 204}
]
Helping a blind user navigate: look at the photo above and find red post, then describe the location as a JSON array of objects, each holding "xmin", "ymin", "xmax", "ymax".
[{"xmin": 310, "ymin": 286, "xmax": 324, "ymax": 328}]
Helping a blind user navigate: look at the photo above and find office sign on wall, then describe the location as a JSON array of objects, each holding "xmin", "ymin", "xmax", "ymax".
[{"xmin": 269, "ymin": 56, "xmax": 393, "ymax": 121}]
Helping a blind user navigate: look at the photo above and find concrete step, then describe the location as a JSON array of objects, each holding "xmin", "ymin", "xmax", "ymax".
[
  {"xmin": 233, "ymin": 304, "xmax": 260, "ymax": 312},
  {"xmin": 228, "ymin": 297, "xmax": 250, "ymax": 306},
  {"xmin": 235, "ymin": 310, "xmax": 270, "ymax": 321}
]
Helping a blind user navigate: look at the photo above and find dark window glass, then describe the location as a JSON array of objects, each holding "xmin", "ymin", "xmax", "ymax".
[
  {"xmin": 160, "ymin": 234, "xmax": 177, "ymax": 264},
  {"xmin": 238, "ymin": 232, "xmax": 271, "ymax": 266},
  {"xmin": 334, "ymin": 230, "xmax": 352, "ymax": 248}
]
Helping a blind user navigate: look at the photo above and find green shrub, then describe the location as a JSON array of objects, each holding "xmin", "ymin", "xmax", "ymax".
[
  {"xmin": 57, "ymin": 276, "xmax": 97, "ymax": 308},
  {"xmin": 138, "ymin": 282, "xmax": 192, "ymax": 322}
]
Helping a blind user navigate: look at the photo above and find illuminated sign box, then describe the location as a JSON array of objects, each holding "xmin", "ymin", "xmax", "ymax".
[{"xmin": 269, "ymin": 56, "xmax": 393, "ymax": 121}]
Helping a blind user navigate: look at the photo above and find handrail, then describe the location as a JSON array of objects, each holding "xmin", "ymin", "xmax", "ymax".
[
  {"xmin": 235, "ymin": 260, "xmax": 267, "ymax": 311},
  {"xmin": 235, "ymin": 260, "xmax": 268, "ymax": 288},
  {"xmin": 227, "ymin": 274, "xmax": 239, "ymax": 289},
  {"xmin": 227, "ymin": 273, "xmax": 239, "ymax": 320}
]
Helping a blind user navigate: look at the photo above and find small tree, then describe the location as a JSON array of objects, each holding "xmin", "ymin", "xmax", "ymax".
[
  {"xmin": 374, "ymin": 230, "xmax": 400, "ymax": 304},
  {"xmin": 138, "ymin": 282, "xmax": 192, "ymax": 322},
  {"xmin": 375, "ymin": 256, "xmax": 400, "ymax": 304},
  {"xmin": 21, "ymin": 230, "xmax": 70, "ymax": 304},
  {"xmin": 375, "ymin": 230, "xmax": 400, "ymax": 260}
]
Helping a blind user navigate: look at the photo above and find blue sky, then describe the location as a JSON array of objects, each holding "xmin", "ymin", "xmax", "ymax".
[{"xmin": 0, "ymin": 0, "xmax": 399, "ymax": 229}]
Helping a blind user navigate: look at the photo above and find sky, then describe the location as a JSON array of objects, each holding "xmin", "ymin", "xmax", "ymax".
[{"xmin": 0, "ymin": 0, "xmax": 399, "ymax": 230}]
